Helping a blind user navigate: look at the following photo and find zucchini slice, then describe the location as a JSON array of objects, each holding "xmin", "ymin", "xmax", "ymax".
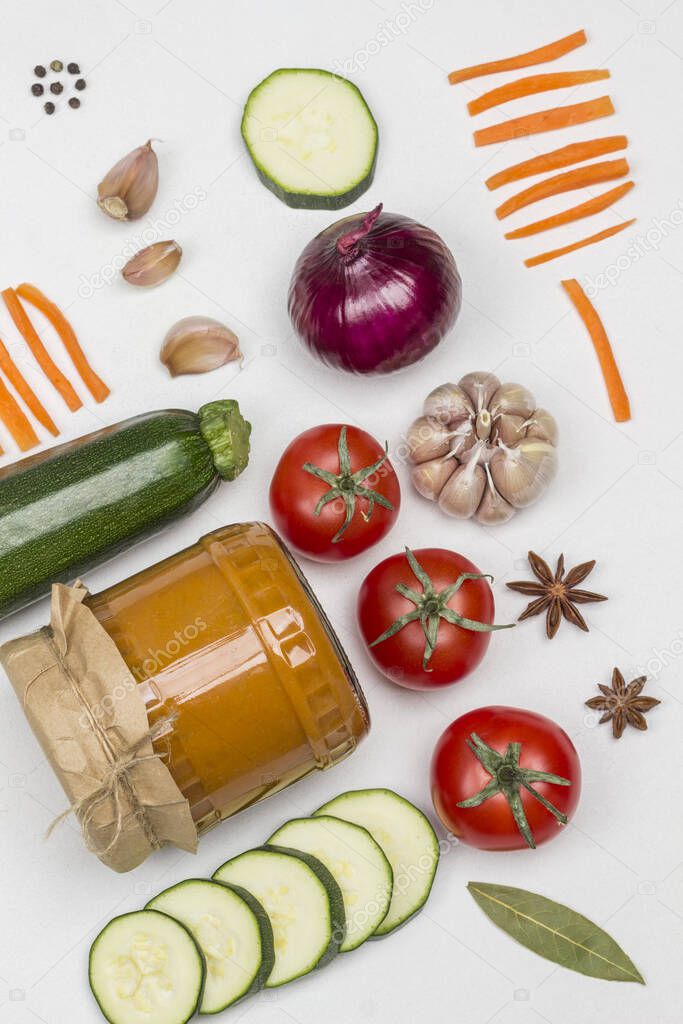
[
  {"xmin": 315, "ymin": 789, "xmax": 440, "ymax": 936},
  {"xmin": 213, "ymin": 845, "xmax": 345, "ymax": 986},
  {"xmin": 145, "ymin": 879, "xmax": 274, "ymax": 1014},
  {"xmin": 268, "ymin": 816, "xmax": 393, "ymax": 951},
  {"xmin": 89, "ymin": 909, "xmax": 205, "ymax": 1024},
  {"xmin": 241, "ymin": 68, "xmax": 378, "ymax": 210}
]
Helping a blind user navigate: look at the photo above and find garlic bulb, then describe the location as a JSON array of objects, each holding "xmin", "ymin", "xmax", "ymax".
[
  {"xmin": 122, "ymin": 240, "xmax": 181, "ymax": 287},
  {"xmin": 98, "ymin": 140, "xmax": 159, "ymax": 221},
  {"xmin": 407, "ymin": 371, "xmax": 558, "ymax": 526},
  {"xmin": 160, "ymin": 316, "xmax": 242, "ymax": 377}
]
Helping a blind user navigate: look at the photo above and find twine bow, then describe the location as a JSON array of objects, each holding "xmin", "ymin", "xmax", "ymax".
[{"xmin": 45, "ymin": 716, "xmax": 183, "ymax": 856}]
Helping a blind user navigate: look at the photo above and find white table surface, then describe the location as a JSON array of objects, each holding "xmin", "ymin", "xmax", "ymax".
[{"xmin": 1, "ymin": 1, "xmax": 682, "ymax": 1022}]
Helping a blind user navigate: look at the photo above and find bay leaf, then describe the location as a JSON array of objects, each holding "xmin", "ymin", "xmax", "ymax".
[{"xmin": 467, "ymin": 881, "xmax": 644, "ymax": 983}]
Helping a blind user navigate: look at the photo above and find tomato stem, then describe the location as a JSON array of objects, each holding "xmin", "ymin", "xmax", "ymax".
[
  {"xmin": 456, "ymin": 732, "xmax": 571, "ymax": 849},
  {"xmin": 302, "ymin": 426, "xmax": 394, "ymax": 544},
  {"xmin": 370, "ymin": 548, "xmax": 514, "ymax": 670}
]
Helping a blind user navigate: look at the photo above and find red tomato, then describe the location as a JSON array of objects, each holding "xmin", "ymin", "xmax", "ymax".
[
  {"xmin": 431, "ymin": 706, "xmax": 581, "ymax": 850},
  {"xmin": 269, "ymin": 424, "xmax": 400, "ymax": 562},
  {"xmin": 357, "ymin": 548, "xmax": 506, "ymax": 690}
]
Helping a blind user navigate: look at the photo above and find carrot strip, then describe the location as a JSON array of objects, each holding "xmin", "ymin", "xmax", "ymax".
[
  {"xmin": 485, "ymin": 136, "xmax": 628, "ymax": 190},
  {"xmin": 473, "ymin": 96, "xmax": 615, "ymax": 147},
  {"xmin": 2, "ymin": 288, "xmax": 82, "ymax": 413},
  {"xmin": 496, "ymin": 157, "xmax": 629, "ymax": 220},
  {"xmin": 0, "ymin": 376, "xmax": 40, "ymax": 451},
  {"xmin": 0, "ymin": 334, "xmax": 58, "ymax": 436},
  {"xmin": 468, "ymin": 69, "xmax": 610, "ymax": 116},
  {"xmin": 15, "ymin": 284, "xmax": 110, "ymax": 404},
  {"xmin": 561, "ymin": 279, "xmax": 631, "ymax": 422},
  {"xmin": 505, "ymin": 181, "xmax": 634, "ymax": 239},
  {"xmin": 449, "ymin": 29, "xmax": 587, "ymax": 85},
  {"xmin": 524, "ymin": 218, "xmax": 636, "ymax": 268}
]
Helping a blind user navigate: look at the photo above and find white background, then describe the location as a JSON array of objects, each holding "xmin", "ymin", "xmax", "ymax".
[{"xmin": 0, "ymin": 1, "xmax": 682, "ymax": 1022}]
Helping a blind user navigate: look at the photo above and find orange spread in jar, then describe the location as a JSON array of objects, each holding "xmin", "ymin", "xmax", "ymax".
[{"xmin": 87, "ymin": 522, "xmax": 369, "ymax": 834}]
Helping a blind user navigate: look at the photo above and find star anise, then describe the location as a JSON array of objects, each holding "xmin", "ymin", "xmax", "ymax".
[
  {"xmin": 506, "ymin": 551, "xmax": 607, "ymax": 639},
  {"xmin": 585, "ymin": 668, "xmax": 660, "ymax": 739}
]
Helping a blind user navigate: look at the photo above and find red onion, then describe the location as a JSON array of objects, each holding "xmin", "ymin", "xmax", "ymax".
[{"xmin": 288, "ymin": 204, "xmax": 462, "ymax": 374}]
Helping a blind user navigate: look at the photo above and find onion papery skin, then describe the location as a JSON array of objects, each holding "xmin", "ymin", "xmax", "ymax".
[{"xmin": 288, "ymin": 207, "xmax": 462, "ymax": 374}]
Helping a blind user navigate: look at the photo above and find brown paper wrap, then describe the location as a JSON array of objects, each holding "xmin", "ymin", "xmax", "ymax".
[{"xmin": 0, "ymin": 582, "xmax": 198, "ymax": 872}]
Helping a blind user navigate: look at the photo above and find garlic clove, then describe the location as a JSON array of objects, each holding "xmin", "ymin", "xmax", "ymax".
[
  {"xmin": 423, "ymin": 382, "xmax": 474, "ymax": 425},
  {"xmin": 489, "ymin": 440, "xmax": 558, "ymax": 508},
  {"xmin": 495, "ymin": 413, "xmax": 527, "ymax": 446},
  {"xmin": 98, "ymin": 140, "xmax": 159, "ymax": 221},
  {"xmin": 438, "ymin": 461, "xmax": 486, "ymax": 519},
  {"xmin": 411, "ymin": 456, "xmax": 457, "ymax": 501},
  {"xmin": 525, "ymin": 407, "xmax": 559, "ymax": 445},
  {"xmin": 475, "ymin": 483, "xmax": 516, "ymax": 525},
  {"xmin": 406, "ymin": 416, "xmax": 454, "ymax": 464},
  {"xmin": 160, "ymin": 316, "xmax": 242, "ymax": 377},
  {"xmin": 458, "ymin": 371, "xmax": 501, "ymax": 410},
  {"xmin": 122, "ymin": 240, "xmax": 181, "ymax": 287},
  {"xmin": 489, "ymin": 381, "xmax": 536, "ymax": 419},
  {"xmin": 451, "ymin": 420, "xmax": 477, "ymax": 457}
]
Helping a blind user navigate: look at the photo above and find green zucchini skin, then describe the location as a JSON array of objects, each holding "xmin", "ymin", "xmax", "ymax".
[
  {"xmin": 250, "ymin": 160, "xmax": 377, "ymax": 211},
  {"xmin": 263, "ymin": 844, "xmax": 347, "ymax": 969},
  {"xmin": 0, "ymin": 409, "xmax": 222, "ymax": 618}
]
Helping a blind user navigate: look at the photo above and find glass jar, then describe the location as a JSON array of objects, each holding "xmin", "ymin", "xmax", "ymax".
[{"xmin": 86, "ymin": 522, "xmax": 369, "ymax": 835}]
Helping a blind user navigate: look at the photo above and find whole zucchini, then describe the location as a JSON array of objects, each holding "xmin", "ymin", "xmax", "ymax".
[{"xmin": 0, "ymin": 399, "xmax": 251, "ymax": 619}]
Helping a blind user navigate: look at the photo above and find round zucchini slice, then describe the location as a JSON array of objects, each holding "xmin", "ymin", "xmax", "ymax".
[
  {"xmin": 241, "ymin": 68, "xmax": 378, "ymax": 210},
  {"xmin": 89, "ymin": 909, "xmax": 205, "ymax": 1024},
  {"xmin": 213, "ymin": 845, "xmax": 345, "ymax": 986},
  {"xmin": 268, "ymin": 816, "xmax": 393, "ymax": 951},
  {"xmin": 145, "ymin": 879, "xmax": 274, "ymax": 1013}
]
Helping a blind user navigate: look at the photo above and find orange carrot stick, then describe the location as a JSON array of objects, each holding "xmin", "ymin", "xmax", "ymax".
[
  {"xmin": 0, "ymin": 376, "xmax": 40, "ymax": 451},
  {"xmin": 505, "ymin": 181, "xmax": 634, "ymax": 239},
  {"xmin": 0, "ymin": 334, "xmax": 58, "ymax": 436},
  {"xmin": 2, "ymin": 288, "xmax": 82, "ymax": 412},
  {"xmin": 449, "ymin": 29, "xmax": 587, "ymax": 85},
  {"xmin": 561, "ymin": 279, "xmax": 631, "ymax": 422},
  {"xmin": 524, "ymin": 218, "xmax": 636, "ymax": 268},
  {"xmin": 485, "ymin": 135, "xmax": 628, "ymax": 190},
  {"xmin": 468, "ymin": 69, "xmax": 610, "ymax": 116},
  {"xmin": 474, "ymin": 96, "xmax": 615, "ymax": 147},
  {"xmin": 496, "ymin": 157, "xmax": 629, "ymax": 220},
  {"xmin": 15, "ymin": 284, "xmax": 110, "ymax": 404}
]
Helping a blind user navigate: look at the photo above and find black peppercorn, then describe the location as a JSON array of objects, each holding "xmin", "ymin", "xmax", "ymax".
[
  {"xmin": 34, "ymin": 65, "xmax": 46, "ymax": 78},
  {"xmin": 50, "ymin": 81, "xmax": 63, "ymax": 95},
  {"xmin": 44, "ymin": 101, "xmax": 55, "ymax": 115},
  {"xmin": 50, "ymin": 59, "xmax": 63, "ymax": 72},
  {"xmin": 67, "ymin": 62, "xmax": 80, "ymax": 74},
  {"xmin": 31, "ymin": 83, "xmax": 44, "ymax": 96},
  {"xmin": 68, "ymin": 97, "xmax": 80, "ymax": 109},
  {"xmin": 75, "ymin": 78, "xmax": 86, "ymax": 91}
]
